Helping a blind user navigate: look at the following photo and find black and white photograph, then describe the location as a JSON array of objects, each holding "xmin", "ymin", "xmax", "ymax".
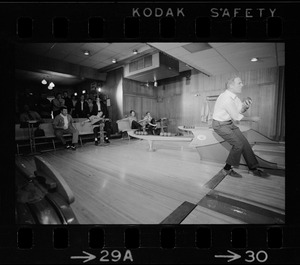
[{"xmin": 14, "ymin": 42, "xmax": 285, "ymax": 225}]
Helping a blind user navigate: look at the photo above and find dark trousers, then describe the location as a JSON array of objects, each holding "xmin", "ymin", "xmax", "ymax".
[
  {"xmin": 212, "ymin": 120, "xmax": 259, "ymax": 169},
  {"xmin": 93, "ymin": 121, "xmax": 111, "ymax": 139},
  {"xmin": 54, "ymin": 126, "xmax": 79, "ymax": 145},
  {"xmin": 131, "ymin": 120, "xmax": 142, "ymax": 129}
]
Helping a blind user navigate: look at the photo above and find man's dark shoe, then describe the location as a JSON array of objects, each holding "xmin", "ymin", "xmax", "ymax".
[
  {"xmin": 70, "ymin": 145, "xmax": 76, "ymax": 150},
  {"xmin": 250, "ymin": 169, "xmax": 269, "ymax": 177},
  {"xmin": 95, "ymin": 140, "xmax": 99, "ymax": 146},
  {"xmin": 65, "ymin": 145, "xmax": 71, "ymax": 149}
]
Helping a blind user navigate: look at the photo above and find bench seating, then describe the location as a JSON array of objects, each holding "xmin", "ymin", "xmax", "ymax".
[
  {"xmin": 116, "ymin": 119, "xmax": 131, "ymax": 139},
  {"xmin": 15, "ymin": 119, "xmax": 106, "ymax": 154}
]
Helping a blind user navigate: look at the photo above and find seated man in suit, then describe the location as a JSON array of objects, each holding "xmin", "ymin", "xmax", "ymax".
[{"xmin": 52, "ymin": 106, "xmax": 79, "ymax": 150}]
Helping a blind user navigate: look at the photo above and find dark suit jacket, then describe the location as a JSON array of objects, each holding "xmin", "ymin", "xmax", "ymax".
[
  {"xmin": 75, "ymin": 101, "xmax": 89, "ymax": 118},
  {"xmin": 100, "ymin": 100, "xmax": 109, "ymax": 118}
]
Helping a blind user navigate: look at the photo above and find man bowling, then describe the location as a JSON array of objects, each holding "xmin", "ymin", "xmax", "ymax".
[{"xmin": 212, "ymin": 75, "xmax": 269, "ymax": 178}]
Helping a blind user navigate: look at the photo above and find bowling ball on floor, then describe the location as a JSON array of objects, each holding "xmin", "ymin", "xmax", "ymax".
[
  {"xmin": 167, "ymin": 132, "xmax": 171, "ymax": 136},
  {"xmin": 160, "ymin": 132, "xmax": 164, "ymax": 136}
]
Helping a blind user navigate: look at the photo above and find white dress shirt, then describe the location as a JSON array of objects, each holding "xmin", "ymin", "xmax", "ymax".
[
  {"xmin": 212, "ymin": 89, "xmax": 244, "ymax": 121},
  {"xmin": 96, "ymin": 102, "xmax": 101, "ymax": 112},
  {"xmin": 60, "ymin": 113, "xmax": 69, "ymax": 129}
]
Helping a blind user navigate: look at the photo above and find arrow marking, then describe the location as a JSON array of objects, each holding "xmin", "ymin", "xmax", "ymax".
[
  {"xmin": 215, "ymin": 250, "xmax": 241, "ymax": 262},
  {"xmin": 70, "ymin": 251, "xmax": 96, "ymax": 263}
]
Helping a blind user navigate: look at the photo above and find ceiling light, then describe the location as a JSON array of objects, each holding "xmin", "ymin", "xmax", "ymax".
[
  {"xmin": 49, "ymin": 82, "xmax": 55, "ymax": 87},
  {"xmin": 41, "ymin": 79, "xmax": 47, "ymax": 85},
  {"xmin": 112, "ymin": 58, "xmax": 117, "ymax": 63},
  {"xmin": 133, "ymin": 49, "xmax": 138, "ymax": 55},
  {"xmin": 154, "ymin": 81, "xmax": 158, "ymax": 87},
  {"xmin": 84, "ymin": 50, "xmax": 90, "ymax": 56},
  {"xmin": 97, "ymin": 87, "xmax": 101, "ymax": 92},
  {"xmin": 74, "ymin": 92, "xmax": 77, "ymax": 96},
  {"xmin": 48, "ymin": 84, "xmax": 53, "ymax": 90},
  {"xmin": 82, "ymin": 90, "xmax": 86, "ymax": 94},
  {"xmin": 251, "ymin": 57, "xmax": 258, "ymax": 62}
]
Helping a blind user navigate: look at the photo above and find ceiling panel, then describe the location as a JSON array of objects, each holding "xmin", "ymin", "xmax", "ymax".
[
  {"xmin": 208, "ymin": 43, "xmax": 231, "ymax": 48},
  {"xmin": 79, "ymin": 59, "xmax": 101, "ymax": 67},
  {"xmin": 90, "ymin": 49, "xmax": 120, "ymax": 61},
  {"xmin": 149, "ymin": 43, "xmax": 190, "ymax": 51},
  {"xmin": 15, "ymin": 42, "xmax": 285, "ymax": 86},
  {"xmin": 44, "ymin": 49, "xmax": 70, "ymax": 60},
  {"xmin": 63, "ymin": 54, "xmax": 86, "ymax": 64},
  {"xmin": 214, "ymin": 43, "xmax": 271, "ymax": 55},
  {"xmin": 166, "ymin": 47, "xmax": 191, "ymax": 57}
]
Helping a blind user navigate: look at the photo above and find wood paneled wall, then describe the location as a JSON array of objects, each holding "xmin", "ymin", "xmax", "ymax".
[
  {"xmin": 110, "ymin": 66, "xmax": 280, "ymax": 139},
  {"xmin": 123, "ymin": 78, "xmax": 158, "ymax": 120},
  {"xmin": 155, "ymin": 67, "xmax": 279, "ymax": 138}
]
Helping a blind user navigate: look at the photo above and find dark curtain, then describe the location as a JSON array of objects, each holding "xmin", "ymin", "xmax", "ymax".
[{"xmin": 273, "ymin": 66, "xmax": 285, "ymax": 141}]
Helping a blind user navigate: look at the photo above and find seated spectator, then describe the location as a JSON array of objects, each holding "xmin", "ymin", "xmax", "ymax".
[
  {"xmin": 81, "ymin": 111, "xmax": 111, "ymax": 145},
  {"xmin": 139, "ymin": 111, "xmax": 158, "ymax": 135},
  {"xmin": 20, "ymin": 104, "xmax": 43, "ymax": 128},
  {"xmin": 52, "ymin": 106, "xmax": 78, "ymax": 150},
  {"xmin": 37, "ymin": 93, "xmax": 52, "ymax": 119},
  {"xmin": 121, "ymin": 110, "xmax": 143, "ymax": 130}
]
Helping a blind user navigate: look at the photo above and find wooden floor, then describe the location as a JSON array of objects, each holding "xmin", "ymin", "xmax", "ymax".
[{"xmin": 17, "ymin": 138, "xmax": 285, "ymax": 224}]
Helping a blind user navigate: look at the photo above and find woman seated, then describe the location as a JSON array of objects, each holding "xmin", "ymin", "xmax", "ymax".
[
  {"xmin": 139, "ymin": 112, "xmax": 158, "ymax": 135},
  {"xmin": 120, "ymin": 110, "xmax": 143, "ymax": 130}
]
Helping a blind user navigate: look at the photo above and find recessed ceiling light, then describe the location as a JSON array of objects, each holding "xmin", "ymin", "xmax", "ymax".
[
  {"xmin": 41, "ymin": 79, "xmax": 47, "ymax": 85},
  {"xmin": 112, "ymin": 59, "xmax": 117, "ymax": 63},
  {"xmin": 84, "ymin": 50, "xmax": 90, "ymax": 56},
  {"xmin": 251, "ymin": 57, "xmax": 258, "ymax": 62},
  {"xmin": 133, "ymin": 49, "xmax": 138, "ymax": 55}
]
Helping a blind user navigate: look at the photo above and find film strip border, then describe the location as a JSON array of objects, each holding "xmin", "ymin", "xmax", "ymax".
[
  {"xmin": 2, "ymin": 225, "xmax": 298, "ymax": 263},
  {"xmin": 1, "ymin": 1, "xmax": 300, "ymax": 264},
  {"xmin": 1, "ymin": 2, "xmax": 299, "ymax": 41}
]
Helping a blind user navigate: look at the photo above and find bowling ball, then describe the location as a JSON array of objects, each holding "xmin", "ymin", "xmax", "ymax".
[
  {"xmin": 164, "ymin": 132, "xmax": 168, "ymax": 136},
  {"xmin": 167, "ymin": 132, "xmax": 171, "ymax": 136},
  {"xmin": 160, "ymin": 132, "xmax": 164, "ymax": 136},
  {"xmin": 144, "ymin": 131, "xmax": 148, "ymax": 135},
  {"xmin": 244, "ymin": 97, "xmax": 252, "ymax": 106},
  {"xmin": 137, "ymin": 131, "xmax": 140, "ymax": 135}
]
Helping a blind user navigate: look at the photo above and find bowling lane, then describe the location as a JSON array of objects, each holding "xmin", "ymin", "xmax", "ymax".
[
  {"xmin": 17, "ymin": 139, "xmax": 223, "ymax": 224},
  {"xmin": 17, "ymin": 138, "xmax": 285, "ymax": 224},
  {"xmin": 214, "ymin": 169, "xmax": 285, "ymax": 212},
  {"xmin": 181, "ymin": 167, "xmax": 285, "ymax": 224}
]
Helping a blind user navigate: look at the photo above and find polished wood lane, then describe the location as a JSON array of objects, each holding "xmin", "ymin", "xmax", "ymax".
[
  {"xmin": 18, "ymin": 138, "xmax": 285, "ymax": 224},
  {"xmin": 18, "ymin": 139, "xmax": 218, "ymax": 224}
]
